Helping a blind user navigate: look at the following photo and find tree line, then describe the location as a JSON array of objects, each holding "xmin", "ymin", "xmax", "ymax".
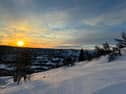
[{"xmin": 78, "ymin": 32, "xmax": 126, "ymax": 62}]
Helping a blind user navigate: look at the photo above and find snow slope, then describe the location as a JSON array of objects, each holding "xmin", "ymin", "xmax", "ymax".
[{"xmin": 1, "ymin": 51, "xmax": 126, "ymax": 94}]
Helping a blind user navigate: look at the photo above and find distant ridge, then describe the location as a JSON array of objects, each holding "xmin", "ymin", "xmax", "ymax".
[{"xmin": 0, "ymin": 45, "xmax": 79, "ymax": 51}]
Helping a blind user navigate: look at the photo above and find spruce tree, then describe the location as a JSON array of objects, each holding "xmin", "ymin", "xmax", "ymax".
[
  {"xmin": 115, "ymin": 32, "xmax": 126, "ymax": 48},
  {"xmin": 79, "ymin": 48, "xmax": 84, "ymax": 61},
  {"xmin": 14, "ymin": 49, "xmax": 32, "ymax": 84},
  {"xmin": 102, "ymin": 42, "xmax": 110, "ymax": 54}
]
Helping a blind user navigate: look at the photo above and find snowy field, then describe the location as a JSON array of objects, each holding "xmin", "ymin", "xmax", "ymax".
[{"xmin": 1, "ymin": 50, "xmax": 126, "ymax": 94}]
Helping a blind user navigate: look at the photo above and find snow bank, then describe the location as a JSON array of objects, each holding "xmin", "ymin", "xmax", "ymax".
[{"xmin": 1, "ymin": 52, "xmax": 126, "ymax": 94}]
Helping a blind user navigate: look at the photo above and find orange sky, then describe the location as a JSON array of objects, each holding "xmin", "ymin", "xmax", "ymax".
[{"xmin": 0, "ymin": 20, "xmax": 64, "ymax": 48}]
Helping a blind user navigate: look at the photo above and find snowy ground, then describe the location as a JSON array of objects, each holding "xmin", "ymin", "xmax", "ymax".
[{"xmin": 1, "ymin": 50, "xmax": 126, "ymax": 94}]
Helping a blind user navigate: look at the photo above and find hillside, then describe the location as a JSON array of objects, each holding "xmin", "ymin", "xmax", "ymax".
[{"xmin": 0, "ymin": 49, "xmax": 126, "ymax": 94}]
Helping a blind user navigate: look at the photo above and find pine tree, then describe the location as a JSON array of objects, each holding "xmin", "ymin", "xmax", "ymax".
[
  {"xmin": 14, "ymin": 49, "xmax": 32, "ymax": 84},
  {"xmin": 79, "ymin": 48, "xmax": 84, "ymax": 61},
  {"xmin": 103, "ymin": 42, "xmax": 110, "ymax": 51},
  {"xmin": 115, "ymin": 32, "xmax": 126, "ymax": 48},
  {"xmin": 95, "ymin": 46, "xmax": 104, "ymax": 57},
  {"xmin": 102, "ymin": 42, "xmax": 111, "ymax": 54}
]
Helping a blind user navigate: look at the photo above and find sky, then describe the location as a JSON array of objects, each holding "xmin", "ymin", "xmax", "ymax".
[{"xmin": 0, "ymin": 0, "xmax": 126, "ymax": 49}]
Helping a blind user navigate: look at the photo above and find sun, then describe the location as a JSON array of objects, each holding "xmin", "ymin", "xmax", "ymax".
[{"xmin": 17, "ymin": 40, "xmax": 24, "ymax": 47}]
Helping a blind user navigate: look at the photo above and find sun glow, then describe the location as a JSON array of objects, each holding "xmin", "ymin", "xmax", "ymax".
[{"xmin": 17, "ymin": 40, "xmax": 24, "ymax": 47}]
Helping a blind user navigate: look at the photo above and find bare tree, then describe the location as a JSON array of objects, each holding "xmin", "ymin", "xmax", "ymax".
[{"xmin": 14, "ymin": 49, "xmax": 32, "ymax": 84}]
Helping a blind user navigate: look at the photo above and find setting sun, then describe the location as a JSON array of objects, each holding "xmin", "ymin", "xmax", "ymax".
[{"xmin": 17, "ymin": 40, "xmax": 24, "ymax": 47}]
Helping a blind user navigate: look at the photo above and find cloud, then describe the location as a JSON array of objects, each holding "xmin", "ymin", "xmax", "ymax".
[
  {"xmin": 56, "ymin": 27, "xmax": 121, "ymax": 48},
  {"xmin": 0, "ymin": 0, "xmax": 126, "ymax": 48},
  {"xmin": 82, "ymin": 1, "xmax": 126, "ymax": 26},
  {"xmin": 0, "ymin": 10, "xmax": 69, "ymax": 47}
]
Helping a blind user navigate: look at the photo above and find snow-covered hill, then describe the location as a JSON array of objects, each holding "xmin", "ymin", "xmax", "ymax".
[{"xmin": 1, "ymin": 50, "xmax": 126, "ymax": 94}]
